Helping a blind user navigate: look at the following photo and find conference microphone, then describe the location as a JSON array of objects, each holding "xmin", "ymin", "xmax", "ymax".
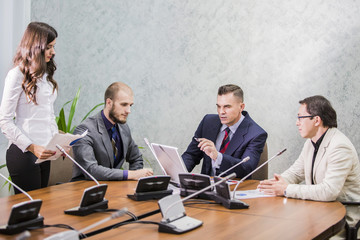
[
  {"xmin": 56, "ymin": 144, "xmax": 108, "ymax": 216},
  {"xmin": 157, "ymin": 173, "xmax": 236, "ymax": 234},
  {"xmin": 178, "ymin": 156, "xmax": 250, "ymax": 201},
  {"xmin": 0, "ymin": 173, "xmax": 33, "ymax": 201},
  {"xmin": 44, "ymin": 208, "xmax": 128, "ymax": 240},
  {"xmin": 231, "ymin": 148, "xmax": 287, "ymax": 199},
  {"xmin": 217, "ymin": 156, "xmax": 250, "ymax": 177},
  {"xmin": 56, "ymin": 144, "xmax": 99, "ymax": 185},
  {"xmin": 0, "ymin": 173, "xmax": 44, "ymax": 235}
]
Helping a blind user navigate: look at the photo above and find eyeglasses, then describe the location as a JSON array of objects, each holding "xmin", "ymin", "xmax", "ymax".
[{"xmin": 297, "ymin": 115, "xmax": 314, "ymax": 121}]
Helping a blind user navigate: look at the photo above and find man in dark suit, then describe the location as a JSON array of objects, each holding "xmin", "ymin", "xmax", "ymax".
[
  {"xmin": 71, "ymin": 82, "xmax": 153, "ymax": 181},
  {"xmin": 182, "ymin": 84, "xmax": 267, "ymax": 178}
]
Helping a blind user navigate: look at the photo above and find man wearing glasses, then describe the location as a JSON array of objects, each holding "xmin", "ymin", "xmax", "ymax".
[{"xmin": 258, "ymin": 95, "xmax": 360, "ymax": 238}]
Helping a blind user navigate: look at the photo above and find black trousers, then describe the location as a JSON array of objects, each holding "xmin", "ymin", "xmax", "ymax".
[{"xmin": 6, "ymin": 144, "xmax": 50, "ymax": 194}]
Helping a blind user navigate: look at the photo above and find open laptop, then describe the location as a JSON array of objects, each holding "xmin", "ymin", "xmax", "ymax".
[{"xmin": 144, "ymin": 138, "xmax": 188, "ymax": 186}]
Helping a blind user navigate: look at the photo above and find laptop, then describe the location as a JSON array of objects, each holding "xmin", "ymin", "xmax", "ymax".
[{"xmin": 144, "ymin": 138, "xmax": 188, "ymax": 186}]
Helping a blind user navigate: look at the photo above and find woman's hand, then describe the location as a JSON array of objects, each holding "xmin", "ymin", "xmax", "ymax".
[{"xmin": 26, "ymin": 144, "xmax": 56, "ymax": 159}]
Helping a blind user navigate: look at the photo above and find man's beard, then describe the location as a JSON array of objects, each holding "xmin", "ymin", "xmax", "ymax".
[{"xmin": 109, "ymin": 106, "xmax": 127, "ymax": 124}]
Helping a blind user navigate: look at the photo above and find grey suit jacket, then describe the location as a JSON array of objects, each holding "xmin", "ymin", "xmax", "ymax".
[{"xmin": 71, "ymin": 111, "xmax": 143, "ymax": 181}]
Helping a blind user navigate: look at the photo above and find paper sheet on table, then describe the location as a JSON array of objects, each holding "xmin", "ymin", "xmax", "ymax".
[
  {"xmin": 233, "ymin": 189, "xmax": 275, "ymax": 199},
  {"xmin": 35, "ymin": 130, "xmax": 88, "ymax": 163}
]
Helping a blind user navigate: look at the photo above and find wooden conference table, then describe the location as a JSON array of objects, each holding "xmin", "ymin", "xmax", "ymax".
[{"xmin": 0, "ymin": 180, "xmax": 345, "ymax": 240}]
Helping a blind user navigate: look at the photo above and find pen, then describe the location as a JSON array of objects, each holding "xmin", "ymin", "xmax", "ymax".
[{"xmin": 194, "ymin": 137, "xmax": 200, "ymax": 142}]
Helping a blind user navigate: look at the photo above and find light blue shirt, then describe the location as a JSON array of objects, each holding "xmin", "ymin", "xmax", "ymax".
[{"xmin": 211, "ymin": 114, "xmax": 245, "ymax": 175}]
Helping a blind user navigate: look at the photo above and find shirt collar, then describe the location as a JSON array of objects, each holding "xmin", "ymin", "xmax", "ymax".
[
  {"xmin": 311, "ymin": 129, "xmax": 328, "ymax": 150},
  {"xmin": 101, "ymin": 110, "xmax": 115, "ymax": 131},
  {"xmin": 220, "ymin": 113, "xmax": 245, "ymax": 134}
]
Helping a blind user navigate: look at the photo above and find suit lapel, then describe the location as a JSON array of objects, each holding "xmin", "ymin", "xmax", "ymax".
[
  {"xmin": 203, "ymin": 117, "xmax": 222, "ymax": 175},
  {"xmin": 313, "ymin": 128, "xmax": 335, "ymax": 182},
  {"xmin": 209, "ymin": 120, "xmax": 222, "ymax": 143},
  {"xmin": 225, "ymin": 116, "xmax": 249, "ymax": 155},
  {"xmin": 96, "ymin": 113, "xmax": 114, "ymax": 167}
]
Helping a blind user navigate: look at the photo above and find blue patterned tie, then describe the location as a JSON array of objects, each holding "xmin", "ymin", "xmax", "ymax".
[{"xmin": 111, "ymin": 125, "xmax": 120, "ymax": 166}]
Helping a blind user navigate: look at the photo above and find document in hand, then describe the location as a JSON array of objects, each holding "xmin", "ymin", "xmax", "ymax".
[{"xmin": 35, "ymin": 130, "xmax": 88, "ymax": 163}]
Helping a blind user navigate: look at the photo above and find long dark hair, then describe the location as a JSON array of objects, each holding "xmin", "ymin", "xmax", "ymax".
[{"xmin": 13, "ymin": 22, "xmax": 58, "ymax": 104}]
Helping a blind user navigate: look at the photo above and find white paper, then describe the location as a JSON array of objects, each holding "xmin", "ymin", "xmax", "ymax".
[
  {"xmin": 35, "ymin": 130, "xmax": 88, "ymax": 163},
  {"xmin": 233, "ymin": 189, "xmax": 275, "ymax": 199}
]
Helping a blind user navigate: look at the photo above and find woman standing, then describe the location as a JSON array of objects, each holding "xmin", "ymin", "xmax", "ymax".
[{"xmin": 0, "ymin": 22, "xmax": 59, "ymax": 193}]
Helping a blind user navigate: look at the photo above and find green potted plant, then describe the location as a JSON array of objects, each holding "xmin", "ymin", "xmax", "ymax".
[
  {"xmin": 49, "ymin": 87, "xmax": 104, "ymax": 185},
  {"xmin": 56, "ymin": 87, "xmax": 104, "ymax": 133}
]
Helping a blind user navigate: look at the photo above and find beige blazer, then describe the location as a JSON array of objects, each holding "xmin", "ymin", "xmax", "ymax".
[
  {"xmin": 282, "ymin": 128, "xmax": 360, "ymax": 228},
  {"xmin": 283, "ymin": 128, "xmax": 360, "ymax": 201}
]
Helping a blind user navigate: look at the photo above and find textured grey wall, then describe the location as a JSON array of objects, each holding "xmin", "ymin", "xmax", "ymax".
[
  {"xmin": 30, "ymin": 0, "xmax": 360, "ymax": 176},
  {"xmin": 2, "ymin": 0, "xmax": 360, "ymax": 196}
]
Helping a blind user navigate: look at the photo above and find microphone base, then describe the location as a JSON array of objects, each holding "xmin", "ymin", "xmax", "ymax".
[
  {"xmin": 0, "ymin": 216, "xmax": 44, "ymax": 235},
  {"xmin": 212, "ymin": 194, "xmax": 249, "ymax": 209},
  {"xmin": 158, "ymin": 216, "xmax": 203, "ymax": 234},
  {"xmin": 64, "ymin": 199, "xmax": 109, "ymax": 216},
  {"xmin": 127, "ymin": 189, "xmax": 173, "ymax": 201},
  {"xmin": 180, "ymin": 189, "xmax": 214, "ymax": 200}
]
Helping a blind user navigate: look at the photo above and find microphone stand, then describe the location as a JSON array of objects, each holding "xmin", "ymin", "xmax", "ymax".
[
  {"xmin": 0, "ymin": 173, "xmax": 44, "ymax": 235},
  {"xmin": 163, "ymin": 173, "xmax": 236, "ymax": 219},
  {"xmin": 44, "ymin": 208, "xmax": 128, "ymax": 240},
  {"xmin": 218, "ymin": 156, "xmax": 250, "ymax": 177},
  {"xmin": 231, "ymin": 148, "xmax": 286, "ymax": 199},
  {"xmin": 157, "ymin": 173, "xmax": 237, "ymax": 234},
  {"xmin": 56, "ymin": 145, "xmax": 109, "ymax": 216}
]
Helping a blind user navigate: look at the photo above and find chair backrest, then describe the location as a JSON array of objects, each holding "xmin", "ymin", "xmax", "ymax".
[
  {"xmin": 252, "ymin": 143, "xmax": 268, "ymax": 180},
  {"xmin": 48, "ymin": 150, "xmax": 74, "ymax": 186}
]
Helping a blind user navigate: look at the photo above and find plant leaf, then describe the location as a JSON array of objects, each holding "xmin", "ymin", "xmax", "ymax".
[
  {"xmin": 81, "ymin": 103, "xmax": 104, "ymax": 123},
  {"xmin": 67, "ymin": 87, "xmax": 81, "ymax": 132},
  {"xmin": 57, "ymin": 108, "xmax": 67, "ymax": 132},
  {"xmin": 62, "ymin": 99, "xmax": 73, "ymax": 109},
  {"xmin": 70, "ymin": 125, "xmax": 77, "ymax": 134},
  {"xmin": 8, "ymin": 176, "xmax": 11, "ymax": 191}
]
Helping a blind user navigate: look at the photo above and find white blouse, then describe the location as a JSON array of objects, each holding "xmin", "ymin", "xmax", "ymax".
[{"xmin": 0, "ymin": 66, "xmax": 58, "ymax": 152}]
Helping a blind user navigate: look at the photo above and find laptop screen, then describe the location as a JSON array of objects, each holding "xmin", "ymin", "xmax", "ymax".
[{"xmin": 151, "ymin": 143, "xmax": 188, "ymax": 184}]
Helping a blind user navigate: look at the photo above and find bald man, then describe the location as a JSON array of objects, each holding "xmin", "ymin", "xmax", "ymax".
[{"xmin": 71, "ymin": 82, "xmax": 153, "ymax": 181}]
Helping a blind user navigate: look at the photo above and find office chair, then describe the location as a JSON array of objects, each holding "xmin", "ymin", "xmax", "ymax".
[
  {"xmin": 252, "ymin": 143, "xmax": 268, "ymax": 180},
  {"xmin": 48, "ymin": 149, "xmax": 74, "ymax": 186},
  {"xmin": 340, "ymin": 201, "xmax": 360, "ymax": 240}
]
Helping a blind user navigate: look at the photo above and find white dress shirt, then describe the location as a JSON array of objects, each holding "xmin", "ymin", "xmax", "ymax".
[
  {"xmin": 211, "ymin": 114, "xmax": 245, "ymax": 175},
  {"xmin": 0, "ymin": 66, "xmax": 58, "ymax": 152}
]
